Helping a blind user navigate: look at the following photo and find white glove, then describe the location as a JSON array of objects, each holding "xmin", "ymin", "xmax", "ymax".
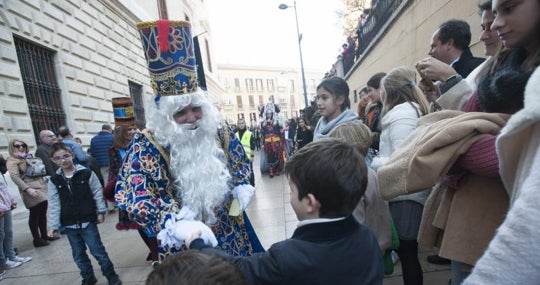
[
  {"xmin": 174, "ymin": 220, "xmax": 218, "ymax": 247},
  {"xmin": 157, "ymin": 206, "xmax": 217, "ymax": 248},
  {"xmin": 231, "ymin": 184, "xmax": 255, "ymax": 211}
]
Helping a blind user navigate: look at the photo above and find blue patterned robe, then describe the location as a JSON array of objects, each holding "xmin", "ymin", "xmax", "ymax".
[{"xmin": 115, "ymin": 126, "xmax": 263, "ymax": 259}]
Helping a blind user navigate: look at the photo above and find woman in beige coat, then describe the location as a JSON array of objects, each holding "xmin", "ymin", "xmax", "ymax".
[{"xmin": 6, "ymin": 139, "xmax": 51, "ymax": 247}]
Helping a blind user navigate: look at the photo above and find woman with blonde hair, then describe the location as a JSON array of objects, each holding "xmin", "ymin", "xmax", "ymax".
[
  {"xmin": 372, "ymin": 66, "xmax": 430, "ymax": 285},
  {"xmin": 6, "ymin": 139, "xmax": 52, "ymax": 248}
]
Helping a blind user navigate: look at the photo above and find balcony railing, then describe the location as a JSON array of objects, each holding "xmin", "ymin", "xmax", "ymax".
[
  {"xmin": 356, "ymin": 0, "xmax": 405, "ymax": 57},
  {"xmin": 327, "ymin": 0, "xmax": 408, "ymax": 77}
]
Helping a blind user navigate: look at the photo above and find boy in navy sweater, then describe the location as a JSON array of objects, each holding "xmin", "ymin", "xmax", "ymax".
[{"xmin": 182, "ymin": 138, "xmax": 383, "ymax": 285}]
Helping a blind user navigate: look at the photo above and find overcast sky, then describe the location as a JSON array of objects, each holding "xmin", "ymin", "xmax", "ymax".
[{"xmin": 207, "ymin": 0, "xmax": 345, "ymax": 72}]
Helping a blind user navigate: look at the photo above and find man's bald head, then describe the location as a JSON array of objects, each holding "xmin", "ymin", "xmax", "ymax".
[{"xmin": 39, "ymin": 130, "xmax": 57, "ymax": 145}]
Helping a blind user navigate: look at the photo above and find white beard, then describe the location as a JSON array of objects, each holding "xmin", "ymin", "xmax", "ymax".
[{"xmin": 146, "ymin": 92, "xmax": 231, "ymax": 223}]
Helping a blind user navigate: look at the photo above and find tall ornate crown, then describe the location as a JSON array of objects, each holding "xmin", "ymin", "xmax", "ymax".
[{"xmin": 137, "ymin": 20, "xmax": 199, "ymax": 96}]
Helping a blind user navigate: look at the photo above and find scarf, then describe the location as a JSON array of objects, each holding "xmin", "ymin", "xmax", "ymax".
[{"xmin": 313, "ymin": 109, "xmax": 358, "ymax": 140}]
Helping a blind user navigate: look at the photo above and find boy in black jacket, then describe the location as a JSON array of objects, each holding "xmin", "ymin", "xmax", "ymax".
[
  {"xmin": 47, "ymin": 143, "xmax": 121, "ymax": 285},
  {"xmin": 183, "ymin": 138, "xmax": 383, "ymax": 285}
]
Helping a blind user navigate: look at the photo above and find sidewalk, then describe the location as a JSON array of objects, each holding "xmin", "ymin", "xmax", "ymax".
[{"xmin": 1, "ymin": 153, "xmax": 450, "ymax": 284}]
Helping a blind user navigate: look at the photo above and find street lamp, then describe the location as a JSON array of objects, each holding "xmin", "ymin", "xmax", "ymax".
[{"xmin": 279, "ymin": 1, "xmax": 309, "ymax": 108}]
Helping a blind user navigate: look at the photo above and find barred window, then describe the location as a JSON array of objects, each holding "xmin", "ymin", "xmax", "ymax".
[
  {"xmin": 14, "ymin": 37, "xmax": 66, "ymax": 143},
  {"xmin": 128, "ymin": 81, "xmax": 146, "ymax": 129}
]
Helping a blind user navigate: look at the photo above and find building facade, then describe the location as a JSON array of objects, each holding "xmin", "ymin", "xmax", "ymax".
[
  {"xmin": 216, "ymin": 64, "xmax": 324, "ymax": 127},
  {"xmin": 0, "ymin": 0, "xmax": 220, "ymax": 155}
]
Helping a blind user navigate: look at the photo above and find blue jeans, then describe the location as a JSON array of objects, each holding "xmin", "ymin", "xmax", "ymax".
[
  {"xmin": 0, "ymin": 210, "xmax": 16, "ymax": 263},
  {"xmin": 65, "ymin": 222, "xmax": 115, "ymax": 279}
]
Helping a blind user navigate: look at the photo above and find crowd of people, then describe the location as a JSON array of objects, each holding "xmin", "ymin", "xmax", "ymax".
[{"xmin": 1, "ymin": 0, "xmax": 539, "ymax": 284}]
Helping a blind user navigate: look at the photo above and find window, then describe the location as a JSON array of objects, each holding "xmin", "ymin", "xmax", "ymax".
[
  {"xmin": 267, "ymin": 79, "xmax": 274, "ymax": 92},
  {"xmin": 256, "ymin": 79, "xmax": 263, "ymax": 92},
  {"xmin": 289, "ymin": 80, "xmax": 295, "ymax": 92},
  {"xmin": 236, "ymin": 95, "xmax": 243, "ymax": 108},
  {"xmin": 258, "ymin": 95, "xmax": 264, "ymax": 105},
  {"xmin": 14, "ymin": 37, "xmax": 66, "ymax": 143},
  {"xmin": 234, "ymin": 78, "xmax": 241, "ymax": 92},
  {"xmin": 249, "ymin": 113, "xmax": 257, "ymax": 122},
  {"xmin": 248, "ymin": 95, "xmax": 255, "ymax": 107},
  {"xmin": 128, "ymin": 81, "xmax": 146, "ymax": 129},
  {"xmin": 245, "ymin": 79, "xmax": 254, "ymax": 92}
]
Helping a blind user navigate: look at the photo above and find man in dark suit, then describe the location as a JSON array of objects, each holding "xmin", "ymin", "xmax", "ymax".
[{"xmin": 428, "ymin": 19, "xmax": 485, "ymax": 78}]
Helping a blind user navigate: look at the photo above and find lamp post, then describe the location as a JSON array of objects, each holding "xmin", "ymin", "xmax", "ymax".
[{"xmin": 279, "ymin": 1, "xmax": 309, "ymax": 108}]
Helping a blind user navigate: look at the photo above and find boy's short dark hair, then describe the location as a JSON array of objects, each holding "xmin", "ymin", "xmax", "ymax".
[
  {"xmin": 50, "ymin": 143, "xmax": 73, "ymax": 157},
  {"xmin": 284, "ymin": 138, "xmax": 367, "ymax": 218},
  {"xmin": 146, "ymin": 250, "xmax": 247, "ymax": 285}
]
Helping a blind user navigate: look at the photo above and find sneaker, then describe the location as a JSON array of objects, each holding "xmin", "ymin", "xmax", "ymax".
[
  {"xmin": 81, "ymin": 275, "xmax": 97, "ymax": 285},
  {"xmin": 106, "ymin": 274, "xmax": 122, "ymax": 285},
  {"xmin": 0, "ymin": 268, "xmax": 5, "ymax": 277},
  {"xmin": 10, "ymin": 256, "xmax": 32, "ymax": 263},
  {"xmin": 4, "ymin": 259, "xmax": 22, "ymax": 269}
]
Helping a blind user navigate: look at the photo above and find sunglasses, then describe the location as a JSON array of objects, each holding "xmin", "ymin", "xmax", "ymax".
[{"xmin": 13, "ymin": 143, "xmax": 27, "ymax": 149}]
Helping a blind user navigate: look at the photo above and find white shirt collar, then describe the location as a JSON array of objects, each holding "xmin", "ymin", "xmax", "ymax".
[{"xmin": 297, "ymin": 216, "xmax": 347, "ymax": 228}]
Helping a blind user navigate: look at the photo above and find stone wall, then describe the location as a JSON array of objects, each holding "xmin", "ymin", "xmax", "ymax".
[{"xmin": 0, "ymin": 0, "xmax": 152, "ymax": 154}]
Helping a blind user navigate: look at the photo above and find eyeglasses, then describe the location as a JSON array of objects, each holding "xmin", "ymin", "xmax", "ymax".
[
  {"xmin": 44, "ymin": 135, "xmax": 56, "ymax": 138},
  {"xmin": 53, "ymin": 154, "xmax": 72, "ymax": 162},
  {"xmin": 13, "ymin": 143, "xmax": 27, "ymax": 149}
]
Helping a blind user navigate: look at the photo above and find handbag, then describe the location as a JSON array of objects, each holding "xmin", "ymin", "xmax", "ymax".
[{"xmin": 25, "ymin": 157, "xmax": 46, "ymax": 177}]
